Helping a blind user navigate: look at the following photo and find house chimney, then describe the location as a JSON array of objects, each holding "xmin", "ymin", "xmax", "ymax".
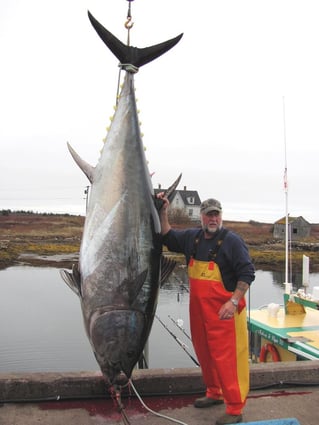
[{"xmin": 184, "ymin": 186, "xmax": 187, "ymax": 191}]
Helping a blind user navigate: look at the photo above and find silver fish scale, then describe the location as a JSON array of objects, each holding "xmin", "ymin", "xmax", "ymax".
[{"xmin": 77, "ymin": 73, "xmax": 162, "ymax": 383}]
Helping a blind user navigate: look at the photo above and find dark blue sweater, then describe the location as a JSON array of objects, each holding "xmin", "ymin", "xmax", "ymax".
[{"xmin": 163, "ymin": 227, "xmax": 255, "ymax": 292}]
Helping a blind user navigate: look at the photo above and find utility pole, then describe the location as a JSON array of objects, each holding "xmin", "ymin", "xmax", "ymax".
[{"xmin": 84, "ymin": 186, "xmax": 90, "ymax": 214}]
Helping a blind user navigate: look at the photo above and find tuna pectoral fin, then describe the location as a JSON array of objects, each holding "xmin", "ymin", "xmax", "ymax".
[
  {"xmin": 67, "ymin": 142, "xmax": 94, "ymax": 184},
  {"xmin": 165, "ymin": 173, "xmax": 182, "ymax": 202},
  {"xmin": 154, "ymin": 173, "xmax": 182, "ymax": 211},
  {"xmin": 116, "ymin": 269, "xmax": 148, "ymax": 306},
  {"xmin": 60, "ymin": 264, "xmax": 82, "ymax": 297},
  {"xmin": 160, "ymin": 256, "xmax": 177, "ymax": 286}
]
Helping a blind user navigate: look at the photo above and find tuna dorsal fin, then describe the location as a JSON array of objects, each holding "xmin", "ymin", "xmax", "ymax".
[
  {"xmin": 88, "ymin": 11, "xmax": 183, "ymax": 70},
  {"xmin": 67, "ymin": 142, "xmax": 95, "ymax": 184},
  {"xmin": 115, "ymin": 269, "xmax": 148, "ymax": 306},
  {"xmin": 60, "ymin": 264, "xmax": 82, "ymax": 297},
  {"xmin": 160, "ymin": 256, "xmax": 177, "ymax": 286}
]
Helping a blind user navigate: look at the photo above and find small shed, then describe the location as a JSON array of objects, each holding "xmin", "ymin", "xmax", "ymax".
[{"xmin": 273, "ymin": 216, "xmax": 311, "ymax": 240}]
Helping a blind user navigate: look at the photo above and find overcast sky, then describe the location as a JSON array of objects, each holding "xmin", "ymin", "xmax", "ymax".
[{"xmin": 1, "ymin": 0, "xmax": 319, "ymax": 223}]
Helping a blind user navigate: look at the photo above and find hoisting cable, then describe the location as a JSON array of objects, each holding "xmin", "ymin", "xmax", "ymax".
[
  {"xmin": 115, "ymin": 0, "xmax": 137, "ymax": 105},
  {"xmin": 125, "ymin": 0, "xmax": 134, "ymax": 46},
  {"xmin": 129, "ymin": 379, "xmax": 190, "ymax": 425},
  {"xmin": 156, "ymin": 315, "xmax": 199, "ymax": 366},
  {"xmin": 121, "ymin": 0, "xmax": 138, "ymax": 72}
]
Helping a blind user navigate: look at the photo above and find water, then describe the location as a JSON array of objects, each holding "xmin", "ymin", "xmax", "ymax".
[{"xmin": 1, "ymin": 266, "xmax": 318, "ymax": 373}]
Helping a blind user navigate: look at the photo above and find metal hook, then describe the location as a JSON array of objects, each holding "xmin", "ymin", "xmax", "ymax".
[{"xmin": 125, "ymin": 16, "xmax": 134, "ymax": 29}]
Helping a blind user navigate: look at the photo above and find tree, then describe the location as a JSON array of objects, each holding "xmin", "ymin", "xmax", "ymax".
[{"xmin": 168, "ymin": 207, "xmax": 192, "ymax": 225}]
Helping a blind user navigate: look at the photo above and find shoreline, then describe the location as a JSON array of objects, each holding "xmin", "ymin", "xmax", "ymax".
[
  {"xmin": 1, "ymin": 212, "xmax": 319, "ymax": 272},
  {"xmin": 0, "ymin": 251, "xmax": 312, "ymax": 275}
]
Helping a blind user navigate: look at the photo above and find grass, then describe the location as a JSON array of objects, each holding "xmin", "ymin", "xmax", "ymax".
[
  {"xmin": 0, "ymin": 213, "xmax": 83, "ymax": 269},
  {"xmin": 249, "ymin": 247, "xmax": 319, "ymax": 269},
  {"xmin": 1, "ymin": 212, "xmax": 319, "ymax": 271}
]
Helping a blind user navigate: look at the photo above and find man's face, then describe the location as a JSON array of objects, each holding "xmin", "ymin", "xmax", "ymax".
[{"xmin": 201, "ymin": 210, "xmax": 222, "ymax": 235}]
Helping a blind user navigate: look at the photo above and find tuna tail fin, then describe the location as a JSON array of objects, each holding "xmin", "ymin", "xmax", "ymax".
[
  {"xmin": 88, "ymin": 11, "xmax": 183, "ymax": 70},
  {"xmin": 67, "ymin": 142, "xmax": 95, "ymax": 184}
]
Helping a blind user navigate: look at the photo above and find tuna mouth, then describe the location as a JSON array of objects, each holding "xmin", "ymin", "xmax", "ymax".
[{"xmin": 90, "ymin": 309, "xmax": 145, "ymax": 383}]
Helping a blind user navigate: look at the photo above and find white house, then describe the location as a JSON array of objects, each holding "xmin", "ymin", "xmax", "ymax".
[{"xmin": 154, "ymin": 185, "xmax": 201, "ymax": 221}]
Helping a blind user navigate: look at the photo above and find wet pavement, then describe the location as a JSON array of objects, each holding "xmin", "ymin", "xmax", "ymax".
[
  {"xmin": 1, "ymin": 386, "xmax": 318, "ymax": 425},
  {"xmin": 1, "ymin": 363, "xmax": 319, "ymax": 425}
]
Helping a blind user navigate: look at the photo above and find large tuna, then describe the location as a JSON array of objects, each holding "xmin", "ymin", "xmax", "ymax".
[{"xmin": 60, "ymin": 11, "xmax": 182, "ymax": 385}]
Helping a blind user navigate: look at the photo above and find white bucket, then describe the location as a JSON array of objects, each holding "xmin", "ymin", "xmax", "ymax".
[{"xmin": 267, "ymin": 303, "xmax": 280, "ymax": 318}]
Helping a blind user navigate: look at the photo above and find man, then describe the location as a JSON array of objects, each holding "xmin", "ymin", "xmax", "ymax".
[{"xmin": 157, "ymin": 195, "xmax": 255, "ymax": 425}]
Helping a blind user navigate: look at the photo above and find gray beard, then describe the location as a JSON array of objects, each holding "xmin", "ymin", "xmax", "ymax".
[{"xmin": 202, "ymin": 224, "xmax": 218, "ymax": 235}]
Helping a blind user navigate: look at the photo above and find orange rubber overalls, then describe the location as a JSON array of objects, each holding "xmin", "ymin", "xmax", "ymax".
[{"xmin": 188, "ymin": 255, "xmax": 249, "ymax": 415}]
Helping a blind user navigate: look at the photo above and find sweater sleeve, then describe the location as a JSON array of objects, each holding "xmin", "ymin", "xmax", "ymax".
[
  {"xmin": 162, "ymin": 228, "xmax": 199, "ymax": 264},
  {"xmin": 217, "ymin": 231, "xmax": 255, "ymax": 290}
]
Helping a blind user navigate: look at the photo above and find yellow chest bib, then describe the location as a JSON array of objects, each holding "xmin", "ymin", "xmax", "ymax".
[{"xmin": 188, "ymin": 257, "xmax": 223, "ymax": 283}]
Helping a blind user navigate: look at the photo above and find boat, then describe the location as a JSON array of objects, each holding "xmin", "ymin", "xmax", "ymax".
[
  {"xmin": 248, "ymin": 271, "xmax": 319, "ymax": 362},
  {"xmin": 248, "ymin": 98, "xmax": 319, "ymax": 363}
]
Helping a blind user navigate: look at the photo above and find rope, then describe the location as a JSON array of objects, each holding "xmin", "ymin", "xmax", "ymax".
[
  {"xmin": 129, "ymin": 379, "xmax": 190, "ymax": 425},
  {"xmin": 114, "ymin": 62, "xmax": 139, "ymax": 106},
  {"xmin": 110, "ymin": 384, "xmax": 132, "ymax": 425},
  {"xmin": 110, "ymin": 377, "xmax": 191, "ymax": 425},
  {"xmin": 119, "ymin": 63, "xmax": 139, "ymax": 73},
  {"xmin": 115, "ymin": 67, "xmax": 122, "ymax": 106}
]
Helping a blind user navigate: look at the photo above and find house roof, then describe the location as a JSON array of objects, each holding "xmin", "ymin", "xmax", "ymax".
[
  {"xmin": 176, "ymin": 190, "xmax": 201, "ymax": 206},
  {"xmin": 275, "ymin": 216, "xmax": 310, "ymax": 225}
]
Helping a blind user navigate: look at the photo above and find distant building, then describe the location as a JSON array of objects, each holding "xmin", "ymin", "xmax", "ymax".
[
  {"xmin": 273, "ymin": 216, "xmax": 311, "ymax": 240},
  {"xmin": 154, "ymin": 185, "xmax": 201, "ymax": 221}
]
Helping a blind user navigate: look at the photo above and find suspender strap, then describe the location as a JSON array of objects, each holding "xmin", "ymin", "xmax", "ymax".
[
  {"xmin": 192, "ymin": 228, "xmax": 228, "ymax": 261},
  {"xmin": 191, "ymin": 229, "xmax": 202, "ymax": 259},
  {"xmin": 209, "ymin": 228, "xmax": 228, "ymax": 260}
]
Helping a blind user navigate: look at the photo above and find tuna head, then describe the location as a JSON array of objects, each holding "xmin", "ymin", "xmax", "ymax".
[{"xmin": 90, "ymin": 309, "xmax": 145, "ymax": 384}]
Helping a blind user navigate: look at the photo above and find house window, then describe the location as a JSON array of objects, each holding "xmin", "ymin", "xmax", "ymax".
[
  {"xmin": 293, "ymin": 228, "xmax": 298, "ymax": 234},
  {"xmin": 187, "ymin": 197, "xmax": 194, "ymax": 204},
  {"xmin": 189, "ymin": 209, "xmax": 193, "ymax": 217}
]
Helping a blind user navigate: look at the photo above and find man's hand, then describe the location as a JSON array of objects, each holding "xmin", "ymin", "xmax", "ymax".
[
  {"xmin": 156, "ymin": 191, "xmax": 170, "ymax": 211},
  {"xmin": 218, "ymin": 300, "xmax": 237, "ymax": 320},
  {"xmin": 156, "ymin": 192, "xmax": 171, "ymax": 235}
]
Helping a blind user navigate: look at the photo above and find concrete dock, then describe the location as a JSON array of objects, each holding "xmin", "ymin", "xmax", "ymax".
[{"xmin": 1, "ymin": 361, "xmax": 319, "ymax": 424}]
